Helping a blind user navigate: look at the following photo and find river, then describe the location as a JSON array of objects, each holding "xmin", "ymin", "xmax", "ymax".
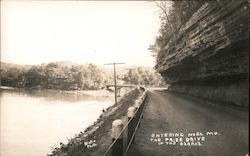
[{"xmin": 0, "ymin": 88, "xmax": 113, "ymax": 156}]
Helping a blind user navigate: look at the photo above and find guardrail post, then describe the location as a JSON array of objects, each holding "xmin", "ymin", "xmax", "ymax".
[
  {"xmin": 128, "ymin": 107, "xmax": 136, "ymax": 144},
  {"xmin": 111, "ymin": 119, "xmax": 124, "ymax": 156},
  {"xmin": 135, "ymin": 100, "xmax": 140, "ymax": 109},
  {"xmin": 141, "ymin": 98, "xmax": 144, "ymax": 119},
  {"xmin": 134, "ymin": 99, "xmax": 141, "ymax": 128}
]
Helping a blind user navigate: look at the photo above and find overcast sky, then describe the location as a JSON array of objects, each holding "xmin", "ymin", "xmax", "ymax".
[{"xmin": 1, "ymin": 1, "xmax": 161, "ymax": 67}]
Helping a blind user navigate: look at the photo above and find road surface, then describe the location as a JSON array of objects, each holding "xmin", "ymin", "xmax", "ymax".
[{"xmin": 127, "ymin": 90, "xmax": 249, "ymax": 156}]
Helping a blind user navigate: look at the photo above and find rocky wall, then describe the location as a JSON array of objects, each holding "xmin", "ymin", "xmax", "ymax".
[{"xmin": 156, "ymin": 0, "xmax": 249, "ymax": 107}]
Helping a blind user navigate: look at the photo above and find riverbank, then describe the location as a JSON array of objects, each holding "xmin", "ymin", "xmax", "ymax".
[
  {"xmin": 1, "ymin": 87, "xmax": 120, "ymax": 156},
  {"xmin": 0, "ymin": 85, "xmax": 130, "ymax": 99},
  {"xmin": 48, "ymin": 88, "xmax": 142, "ymax": 156},
  {"xmin": 0, "ymin": 86, "xmax": 16, "ymax": 90}
]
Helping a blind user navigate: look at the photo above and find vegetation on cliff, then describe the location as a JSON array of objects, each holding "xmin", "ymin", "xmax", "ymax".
[{"xmin": 149, "ymin": 0, "xmax": 204, "ymax": 57}]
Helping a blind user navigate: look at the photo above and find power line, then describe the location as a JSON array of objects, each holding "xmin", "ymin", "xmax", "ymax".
[{"xmin": 104, "ymin": 62, "xmax": 125, "ymax": 106}]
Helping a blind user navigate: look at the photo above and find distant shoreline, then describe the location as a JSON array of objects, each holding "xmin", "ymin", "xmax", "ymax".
[
  {"xmin": 0, "ymin": 86, "xmax": 15, "ymax": 90},
  {"xmin": 0, "ymin": 85, "xmax": 131, "ymax": 98}
]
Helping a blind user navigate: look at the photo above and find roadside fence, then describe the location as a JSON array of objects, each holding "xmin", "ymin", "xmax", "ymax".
[{"xmin": 103, "ymin": 86, "xmax": 148, "ymax": 156}]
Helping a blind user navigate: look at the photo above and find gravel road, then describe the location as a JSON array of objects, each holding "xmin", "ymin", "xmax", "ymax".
[{"xmin": 127, "ymin": 90, "xmax": 249, "ymax": 156}]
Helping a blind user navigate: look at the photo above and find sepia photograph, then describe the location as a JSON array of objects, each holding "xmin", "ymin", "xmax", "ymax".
[{"xmin": 0, "ymin": 0, "xmax": 249, "ymax": 156}]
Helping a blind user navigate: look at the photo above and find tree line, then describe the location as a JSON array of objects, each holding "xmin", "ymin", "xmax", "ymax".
[
  {"xmin": 1, "ymin": 62, "xmax": 164, "ymax": 90},
  {"xmin": 0, "ymin": 62, "xmax": 111, "ymax": 90},
  {"xmin": 123, "ymin": 67, "xmax": 164, "ymax": 86}
]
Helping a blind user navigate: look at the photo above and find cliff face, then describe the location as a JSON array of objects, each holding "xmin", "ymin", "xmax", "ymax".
[{"xmin": 156, "ymin": 1, "xmax": 249, "ymax": 107}]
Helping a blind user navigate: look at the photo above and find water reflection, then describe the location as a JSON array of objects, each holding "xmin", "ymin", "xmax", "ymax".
[
  {"xmin": 0, "ymin": 89, "xmax": 113, "ymax": 156},
  {"xmin": 0, "ymin": 88, "xmax": 111, "ymax": 103}
]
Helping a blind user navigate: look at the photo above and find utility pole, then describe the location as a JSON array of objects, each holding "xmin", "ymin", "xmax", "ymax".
[{"xmin": 104, "ymin": 62, "xmax": 125, "ymax": 105}]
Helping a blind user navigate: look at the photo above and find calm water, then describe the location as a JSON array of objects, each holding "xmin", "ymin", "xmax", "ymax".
[{"xmin": 0, "ymin": 89, "xmax": 113, "ymax": 156}]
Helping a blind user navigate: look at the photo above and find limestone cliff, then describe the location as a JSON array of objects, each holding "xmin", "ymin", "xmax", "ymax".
[{"xmin": 156, "ymin": 1, "xmax": 249, "ymax": 107}]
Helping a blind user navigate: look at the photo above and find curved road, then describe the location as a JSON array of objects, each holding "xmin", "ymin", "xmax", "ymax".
[{"xmin": 127, "ymin": 90, "xmax": 249, "ymax": 156}]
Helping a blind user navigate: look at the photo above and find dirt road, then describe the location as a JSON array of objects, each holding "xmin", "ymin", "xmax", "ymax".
[{"xmin": 127, "ymin": 90, "xmax": 249, "ymax": 156}]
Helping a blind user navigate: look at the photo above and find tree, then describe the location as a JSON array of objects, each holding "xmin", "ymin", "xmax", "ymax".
[
  {"xmin": 149, "ymin": 1, "xmax": 205, "ymax": 58},
  {"xmin": 24, "ymin": 66, "xmax": 45, "ymax": 88},
  {"xmin": 123, "ymin": 67, "xmax": 164, "ymax": 86},
  {"xmin": 1, "ymin": 62, "xmax": 110, "ymax": 90}
]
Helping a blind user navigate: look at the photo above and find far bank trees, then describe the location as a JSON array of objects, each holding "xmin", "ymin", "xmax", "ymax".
[
  {"xmin": 0, "ymin": 62, "xmax": 110, "ymax": 90},
  {"xmin": 123, "ymin": 67, "xmax": 164, "ymax": 86}
]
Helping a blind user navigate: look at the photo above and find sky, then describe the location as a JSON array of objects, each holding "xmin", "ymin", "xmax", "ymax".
[{"xmin": 1, "ymin": 1, "xmax": 161, "ymax": 67}]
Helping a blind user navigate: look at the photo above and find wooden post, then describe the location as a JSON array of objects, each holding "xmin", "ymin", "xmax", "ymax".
[
  {"xmin": 134, "ymin": 99, "xmax": 141, "ymax": 128},
  {"xmin": 135, "ymin": 100, "xmax": 140, "ymax": 109},
  {"xmin": 104, "ymin": 62, "xmax": 125, "ymax": 106},
  {"xmin": 128, "ymin": 107, "xmax": 136, "ymax": 144},
  {"xmin": 111, "ymin": 119, "xmax": 123, "ymax": 156},
  {"xmin": 128, "ymin": 107, "xmax": 136, "ymax": 120},
  {"xmin": 140, "ymin": 92, "xmax": 147, "ymax": 119},
  {"xmin": 113, "ymin": 63, "xmax": 117, "ymax": 105}
]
